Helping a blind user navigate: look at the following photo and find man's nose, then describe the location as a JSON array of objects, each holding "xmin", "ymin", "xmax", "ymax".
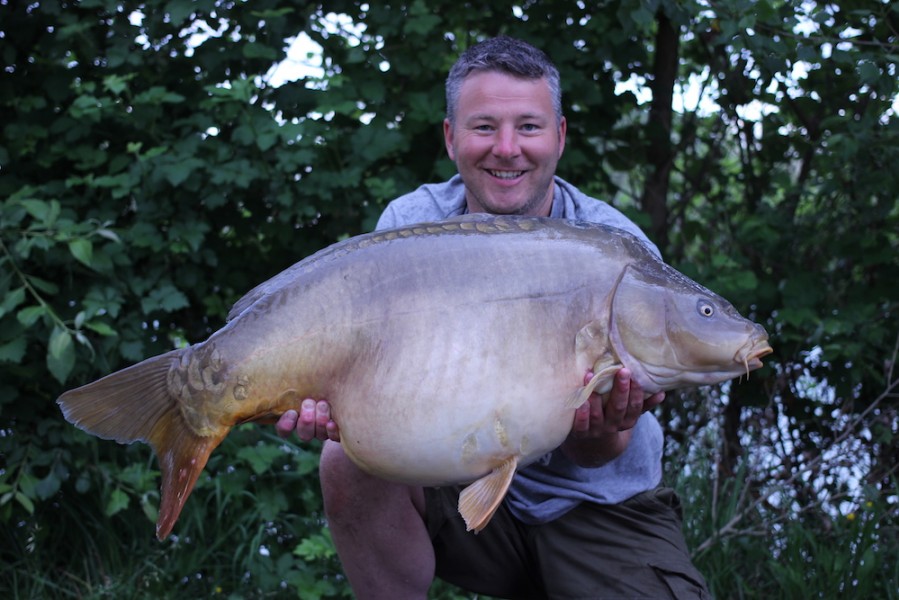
[{"xmin": 492, "ymin": 126, "xmax": 520, "ymax": 158}]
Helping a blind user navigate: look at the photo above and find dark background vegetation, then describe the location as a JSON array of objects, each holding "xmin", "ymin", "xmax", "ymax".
[{"xmin": 1, "ymin": 0, "xmax": 897, "ymax": 597}]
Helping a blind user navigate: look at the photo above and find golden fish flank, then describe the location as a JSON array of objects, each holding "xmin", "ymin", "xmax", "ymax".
[{"xmin": 57, "ymin": 214, "xmax": 772, "ymax": 540}]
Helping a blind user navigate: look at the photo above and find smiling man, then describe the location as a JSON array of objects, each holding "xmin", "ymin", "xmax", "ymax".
[
  {"xmin": 445, "ymin": 69, "xmax": 565, "ymax": 216},
  {"xmin": 278, "ymin": 36, "xmax": 711, "ymax": 599}
]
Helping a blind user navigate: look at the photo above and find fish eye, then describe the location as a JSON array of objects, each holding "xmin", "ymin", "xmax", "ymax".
[{"xmin": 697, "ymin": 300, "xmax": 715, "ymax": 317}]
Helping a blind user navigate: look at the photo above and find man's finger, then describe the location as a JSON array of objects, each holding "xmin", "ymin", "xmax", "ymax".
[{"xmin": 276, "ymin": 409, "xmax": 299, "ymax": 438}]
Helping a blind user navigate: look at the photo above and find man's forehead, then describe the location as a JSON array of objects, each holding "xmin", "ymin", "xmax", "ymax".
[
  {"xmin": 460, "ymin": 70, "xmax": 550, "ymax": 91},
  {"xmin": 464, "ymin": 109, "xmax": 550, "ymax": 122},
  {"xmin": 458, "ymin": 72, "xmax": 553, "ymax": 109}
]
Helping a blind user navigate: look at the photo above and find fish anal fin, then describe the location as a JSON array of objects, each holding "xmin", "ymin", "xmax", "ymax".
[
  {"xmin": 458, "ymin": 457, "xmax": 518, "ymax": 533},
  {"xmin": 151, "ymin": 412, "xmax": 225, "ymax": 540},
  {"xmin": 564, "ymin": 364, "xmax": 622, "ymax": 409}
]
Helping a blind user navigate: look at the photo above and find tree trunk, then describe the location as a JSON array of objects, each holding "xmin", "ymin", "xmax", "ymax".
[{"xmin": 640, "ymin": 10, "xmax": 679, "ymax": 250}]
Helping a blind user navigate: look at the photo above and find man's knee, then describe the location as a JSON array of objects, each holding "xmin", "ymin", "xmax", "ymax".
[{"xmin": 319, "ymin": 440, "xmax": 426, "ymax": 523}]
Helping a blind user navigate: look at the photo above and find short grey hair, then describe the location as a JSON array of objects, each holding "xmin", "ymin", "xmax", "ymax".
[{"xmin": 445, "ymin": 36, "xmax": 563, "ymax": 126}]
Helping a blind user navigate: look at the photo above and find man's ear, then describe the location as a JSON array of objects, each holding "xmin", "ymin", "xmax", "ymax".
[
  {"xmin": 444, "ymin": 118, "xmax": 456, "ymax": 160},
  {"xmin": 557, "ymin": 115, "xmax": 567, "ymax": 157}
]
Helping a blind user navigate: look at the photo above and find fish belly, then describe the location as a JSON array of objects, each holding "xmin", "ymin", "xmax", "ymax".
[{"xmin": 324, "ymin": 301, "xmax": 583, "ymax": 486}]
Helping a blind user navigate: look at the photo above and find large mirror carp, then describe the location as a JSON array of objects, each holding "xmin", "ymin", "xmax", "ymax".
[{"xmin": 58, "ymin": 214, "xmax": 772, "ymax": 539}]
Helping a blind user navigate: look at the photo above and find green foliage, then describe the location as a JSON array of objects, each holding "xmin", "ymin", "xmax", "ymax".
[
  {"xmin": 1, "ymin": 0, "xmax": 897, "ymax": 597},
  {"xmin": 670, "ymin": 403, "xmax": 899, "ymax": 599}
]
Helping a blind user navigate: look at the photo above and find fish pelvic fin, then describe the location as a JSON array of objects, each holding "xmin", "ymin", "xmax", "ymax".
[
  {"xmin": 56, "ymin": 349, "xmax": 226, "ymax": 540},
  {"xmin": 458, "ymin": 456, "xmax": 518, "ymax": 533}
]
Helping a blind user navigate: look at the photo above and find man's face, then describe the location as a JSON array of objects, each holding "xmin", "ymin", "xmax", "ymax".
[{"xmin": 444, "ymin": 71, "xmax": 567, "ymax": 217}]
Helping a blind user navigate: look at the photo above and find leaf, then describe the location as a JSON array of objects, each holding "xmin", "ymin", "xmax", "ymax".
[
  {"xmin": 15, "ymin": 492, "xmax": 34, "ymax": 515},
  {"xmin": 256, "ymin": 487, "xmax": 288, "ymax": 521},
  {"xmin": 26, "ymin": 275, "xmax": 59, "ymax": 295},
  {"xmin": 0, "ymin": 337, "xmax": 27, "ymax": 363},
  {"xmin": 160, "ymin": 157, "xmax": 205, "ymax": 187},
  {"xmin": 35, "ymin": 472, "xmax": 62, "ymax": 500},
  {"xmin": 236, "ymin": 443, "xmax": 284, "ymax": 475},
  {"xmin": 47, "ymin": 327, "xmax": 75, "ymax": 383},
  {"xmin": 119, "ymin": 339, "xmax": 145, "ymax": 362},
  {"xmin": 140, "ymin": 492, "xmax": 158, "ymax": 523},
  {"xmin": 133, "ymin": 86, "xmax": 186, "ymax": 105},
  {"xmin": 256, "ymin": 130, "xmax": 278, "ymax": 151},
  {"xmin": 404, "ymin": 14, "xmax": 442, "ymax": 36},
  {"xmin": 102, "ymin": 73, "xmax": 134, "ymax": 95},
  {"xmin": 0, "ymin": 287, "xmax": 26, "ymax": 318},
  {"xmin": 293, "ymin": 529, "xmax": 336, "ymax": 560},
  {"xmin": 19, "ymin": 198, "xmax": 59, "ymax": 224},
  {"xmin": 17, "ymin": 305, "xmax": 46, "ymax": 327},
  {"xmin": 49, "ymin": 326, "xmax": 73, "ymax": 359},
  {"xmin": 68, "ymin": 238, "xmax": 93, "ymax": 267},
  {"xmin": 856, "ymin": 61, "xmax": 881, "ymax": 86},
  {"xmin": 95, "ymin": 228, "xmax": 122, "ymax": 243},
  {"xmin": 140, "ymin": 283, "xmax": 189, "ymax": 314},
  {"xmin": 75, "ymin": 473, "xmax": 91, "ymax": 494},
  {"xmin": 85, "ymin": 320, "xmax": 117, "ymax": 337},
  {"xmin": 629, "ymin": 6, "xmax": 655, "ymax": 29},
  {"xmin": 105, "ymin": 488, "xmax": 130, "ymax": 517}
]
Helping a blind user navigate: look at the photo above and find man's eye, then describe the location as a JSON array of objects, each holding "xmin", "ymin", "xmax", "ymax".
[{"xmin": 520, "ymin": 123, "xmax": 540, "ymax": 132}]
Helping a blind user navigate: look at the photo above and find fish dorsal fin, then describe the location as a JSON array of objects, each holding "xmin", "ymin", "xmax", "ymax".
[{"xmin": 458, "ymin": 456, "xmax": 519, "ymax": 533}]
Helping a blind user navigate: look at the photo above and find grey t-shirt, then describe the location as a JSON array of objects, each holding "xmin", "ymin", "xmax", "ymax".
[{"xmin": 376, "ymin": 174, "xmax": 664, "ymax": 524}]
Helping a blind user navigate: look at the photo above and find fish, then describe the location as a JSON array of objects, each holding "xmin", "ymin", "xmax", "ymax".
[{"xmin": 57, "ymin": 214, "xmax": 773, "ymax": 539}]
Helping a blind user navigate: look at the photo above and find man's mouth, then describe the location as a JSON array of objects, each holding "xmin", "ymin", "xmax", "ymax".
[{"xmin": 488, "ymin": 169, "xmax": 524, "ymax": 180}]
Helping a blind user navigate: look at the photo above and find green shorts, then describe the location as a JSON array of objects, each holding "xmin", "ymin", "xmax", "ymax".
[{"xmin": 425, "ymin": 485, "xmax": 710, "ymax": 599}]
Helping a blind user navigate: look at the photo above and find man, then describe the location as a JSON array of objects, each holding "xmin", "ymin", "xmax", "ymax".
[{"xmin": 278, "ymin": 36, "xmax": 710, "ymax": 599}]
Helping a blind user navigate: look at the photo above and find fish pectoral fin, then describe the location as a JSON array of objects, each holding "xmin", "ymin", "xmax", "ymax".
[
  {"xmin": 458, "ymin": 457, "xmax": 519, "ymax": 533},
  {"xmin": 564, "ymin": 364, "xmax": 622, "ymax": 409},
  {"xmin": 573, "ymin": 318, "xmax": 622, "ymax": 408}
]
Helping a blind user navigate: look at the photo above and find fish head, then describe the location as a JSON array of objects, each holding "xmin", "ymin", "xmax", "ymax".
[{"xmin": 609, "ymin": 261, "xmax": 773, "ymax": 392}]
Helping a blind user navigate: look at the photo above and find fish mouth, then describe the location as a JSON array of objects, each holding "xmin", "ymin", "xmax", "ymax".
[{"xmin": 737, "ymin": 339, "xmax": 774, "ymax": 377}]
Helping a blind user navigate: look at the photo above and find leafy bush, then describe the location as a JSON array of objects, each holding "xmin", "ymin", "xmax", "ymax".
[{"xmin": 2, "ymin": 1, "xmax": 897, "ymax": 598}]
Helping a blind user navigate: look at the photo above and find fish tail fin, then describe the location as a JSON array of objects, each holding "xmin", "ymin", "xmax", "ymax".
[
  {"xmin": 57, "ymin": 349, "xmax": 225, "ymax": 540},
  {"xmin": 151, "ymin": 412, "xmax": 225, "ymax": 540}
]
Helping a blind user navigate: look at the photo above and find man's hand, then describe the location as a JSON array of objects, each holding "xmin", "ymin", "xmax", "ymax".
[
  {"xmin": 562, "ymin": 368, "xmax": 664, "ymax": 467},
  {"xmin": 276, "ymin": 398, "xmax": 341, "ymax": 442},
  {"xmin": 571, "ymin": 368, "xmax": 663, "ymax": 438}
]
